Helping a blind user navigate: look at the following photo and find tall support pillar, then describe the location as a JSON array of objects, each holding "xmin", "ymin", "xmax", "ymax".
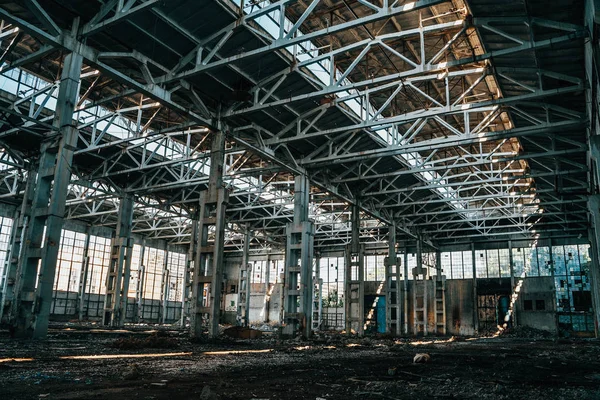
[
  {"xmin": 385, "ymin": 225, "xmax": 401, "ymax": 335},
  {"xmin": 403, "ymin": 249, "xmax": 409, "ymax": 334},
  {"xmin": 103, "ymin": 194, "xmax": 135, "ymax": 327},
  {"xmin": 283, "ymin": 174, "xmax": 314, "ymax": 338},
  {"xmin": 160, "ymin": 244, "xmax": 170, "ymax": 324},
  {"xmin": 471, "ymin": 242, "xmax": 479, "ymax": 334},
  {"xmin": 191, "ymin": 130, "xmax": 228, "ymax": 338},
  {"xmin": 9, "ymin": 53, "xmax": 83, "ymax": 338},
  {"xmin": 237, "ymin": 227, "xmax": 251, "ymax": 326},
  {"xmin": 135, "ymin": 241, "xmax": 146, "ymax": 323},
  {"xmin": 434, "ymin": 250, "xmax": 446, "ymax": 335},
  {"xmin": 0, "ymin": 169, "xmax": 36, "ymax": 324},
  {"xmin": 345, "ymin": 204, "xmax": 364, "ymax": 335},
  {"xmin": 181, "ymin": 218, "xmax": 198, "ymax": 327},
  {"xmin": 508, "ymin": 239, "xmax": 517, "ymax": 327},
  {"xmin": 413, "ymin": 237, "xmax": 427, "ymax": 335},
  {"xmin": 77, "ymin": 231, "xmax": 91, "ymax": 322},
  {"xmin": 587, "ymin": 195, "xmax": 600, "ymax": 336},
  {"xmin": 312, "ymin": 253, "xmax": 322, "ymax": 331}
]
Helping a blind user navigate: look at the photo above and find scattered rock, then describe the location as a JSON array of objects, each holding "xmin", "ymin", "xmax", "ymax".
[
  {"xmin": 223, "ymin": 326, "xmax": 262, "ymax": 339},
  {"xmin": 200, "ymin": 385, "xmax": 219, "ymax": 400},
  {"xmin": 122, "ymin": 364, "xmax": 141, "ymax": 380},
  {"xmin": 111, "ymin": 333, "xmax": 178, "ymax": 349},
  {"xmin": 413, "ymin": 353, "xmax": 431, "ymax": 363}
]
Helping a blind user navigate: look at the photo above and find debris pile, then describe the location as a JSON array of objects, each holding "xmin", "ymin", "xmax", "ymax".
[{"xmin": 111, "ymin": 332, "xmax": 178, "ymax": 349}]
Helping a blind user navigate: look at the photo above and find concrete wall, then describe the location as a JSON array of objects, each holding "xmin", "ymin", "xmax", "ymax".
[
  {"xmin": 516, "ymin": 276, "xmax": 557, "ymax": 333},
  {"xmin": 445, "ymin": 279, "xmax": 476, "ymax": 336}
]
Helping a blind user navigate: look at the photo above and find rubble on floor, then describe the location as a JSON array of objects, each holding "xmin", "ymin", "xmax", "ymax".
[{"xmin": 1, "ymin": 325, "xmax": 599, "ymax": 399}]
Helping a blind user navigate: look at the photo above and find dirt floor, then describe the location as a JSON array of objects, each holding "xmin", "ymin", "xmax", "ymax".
[{"xmin": 1, "ymin": 324, "xmax": 600, "ymax": 400}]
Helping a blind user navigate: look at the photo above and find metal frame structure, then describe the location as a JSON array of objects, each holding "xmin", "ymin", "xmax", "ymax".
[{"xmin": 0, "ymin": 0, "xmax": 595, "ymax": 338}]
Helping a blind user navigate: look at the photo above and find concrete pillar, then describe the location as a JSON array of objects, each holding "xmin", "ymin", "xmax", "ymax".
[
  {"xmin": 77, "ymin": 231, "xmax": 91, "ymax": 322},
  {"xmin": 313, "ymin": 253, "xmax": 322, "ymax": 331},
  {"xmin": 160, "ymin": 244, "xmax": 170, "ymax": 324},
  {"xmin": 413, "ymin": 237, "xmax": 427, "ymax": 335},
  {"xmin": 471, "ymin": 242, "xmax": 479, "ymax": 334},
  {"xmin": 403, "ymin": 249, "xmax": 409, "ymax": 334},
  {"xmin": 102, "ymin": 194, "xmax": 134, "ymax": 327},
  {"xmin": 181, "ymin": 218, "xmax": 198, "ymax": 327},
  {"xmin": 9, "ymin": 53, "xmax": 83, "ymax": 338},
  {"xmin": 191, "ymin": 130, "xmax": 228, "ymax": 338},
  {"xmin": 237, "ymin": 227, "xmax": 251, "ymax": 326},
  {"xmin": 385, "ymin": 224, "xmax": 401, "ymax": 335},
  {"xmin": 135, "ymin": 241, "xmax": 146, "ymax": 323},
  {"xmin": 508, "ymin": 239, "xmax": 517, "ymax": 327},
  {"xmin": 283, "ymin": 174, "xmax": 314, "ymax": 338},
  {"xmin": 344, "ymin": 203, "xmax": 364, "ymax": 335},
  {"xmin": 587, "ymin": 196, "xmax": 600, "ymax": 336},
  {"xmin": 0, "ymin": 169, "xmax": 35, "ymax": 324}
]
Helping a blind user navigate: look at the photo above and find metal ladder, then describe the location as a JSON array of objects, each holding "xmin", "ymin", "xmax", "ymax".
[
  {"xmin": 435, "ymin": 275, "xmax": 446, "ymax": 335},
  {"xmin": 413, "ymin": 269, "xmax": 427, "ymax": 335},
  {"xmin": 237, "ymin": 263, "xmax": 251, "ymax": 326},
  {"xmin": 385, "ymin": 254, "xmax": 402, "ymax": 335},
  {"xmin": 103, "ymin": 237, "xmax": 128, "ymax": 326},
  {"xmin": 345, "ymin": 248, "xmax": 364, "ymax": 335},
  {"xmin": 312, "ymin": 276, "xmax": 322, "ymax": 331}
]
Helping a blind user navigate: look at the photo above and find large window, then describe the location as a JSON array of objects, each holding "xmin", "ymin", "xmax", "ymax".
[
  {"xmin": 319, "ymin": 256, "xmax": 345, "ymax": 329},
  {"xmin": 142, "ymin": 247, "xmax": 166, "ymax": 300},
  {"xmin": 0, "ymin": 216, "xmax": 13, "ymax": 284},
  {"xmin": 364, "ymin": 255, "xmax": 385, "ymax": 282},
  {"xmin": 85, "ymin": 235, "xmax": 111, "ymax": 295},
  {"xmin": 54, "ymin": 230, "xmax": 86, "ymax": 292},
  {"xmin": 166, "ymin": 251, "xmax": 186, "ymax": 302}
]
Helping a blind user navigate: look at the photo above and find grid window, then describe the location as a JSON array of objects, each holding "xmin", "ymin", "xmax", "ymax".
[
  {"xmin": 486, "ymin": 249, "xmax": 500, "ymax": 278},
  {"xmin": 537, "ymin": 247, "xmax": 551, "ymax": 276},
  {"xmin": 365, "ymin": 255, "xmax": 376, "ymax": 281},
  {"xmin": 128, "ymin": 244, "xmax": 143, "ymax": 297},
  {"xmin": 142, "ymin": 247, "xmax": 166, "ymax": 300},
  {"xmin": 85, "ymin": 235, "xmax": 111, "ymax": 295},
  {"xmin": 462, "ymin": 251, "xmax": 473, "ymax": 279},
  {"xmin": 0, "ymin": 216, "xmax": 13, "ymax": 282},
  {"xmin": 475, "ymin": 250, "xmax": 486, "ymax": 278},
  {"xmin": 407, "ymin": 253, "xmax": 417, "ymax": 279},
  {"xmin": 166, "ymin": 251, "xmax": 186, "ymax": 302},
  {"xmin": 441, "ymin": 252, "xmax": 451, "ymax": 278},
  {"xmin": 499, "ymin": 249, "xmax": 510, "ymax": 278},
  {"xmin": 512, "ymin": 248, "xmax": 525, "ymax": 277},
  {"xmin": 54, "ymin": 230, "xmax": 86, "ymax": 292}
]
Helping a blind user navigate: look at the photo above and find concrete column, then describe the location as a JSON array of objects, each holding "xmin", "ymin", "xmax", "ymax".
[
  {"xmin": 160, "ymin": 244, "xmax": 170, "ymax": 324},
  {"xmin": 283, "ymin": 174, "xmax": 314, "ymax": 338},
  {"xmin": 413, "ymin": 237, "xmax": 427, "ymax": 335},
  {"xmin": 10, "ymin": 53, "xmax": 83, "ymax": 338},
  {"xmin": 191, "ymin": 130, "xmax": 228, "ymax": 338},
  {"xmin": 313, "ymin": 253, "xmax": 322, "ymax": 331},
  {"xmin": 135, "ymin": 241, "xmax": 146, "ymax": 323},
  {"xmin": 237, "ymin": 227, "xmax": 251, "ymax": 326},
  {"xmin": 103, "ymin": 194, "xmax": 134, "ymax": 327},
  {"xmin": 403, "ymin": 249, "xmax": 409, "ymax": 334},
  {"xmin": 77, "ymin": 231, "xmax": 91, "ymax": 322},
  {"xmin": 508, "ymin": 239, "xmax": 517, "ymax": 327},
  {"xmin": 587, "ymin": 195, "xmax": 600, "ymax": 336},
  {"xmin": 0, "ymin": 170, "xmax": 35, "ymax": 324},
  {"xmin": 471, "ymin": 242, "xmax": 479, "ymax": 334},
  {"xmin": 344, "ymin": 203, "xmax": 364, "ymax": 336},
  {"xmin": 181, "ymin": 218, "xmax": 198, "ymax": 327},
  {"xmin": 385, "ymin": 224, "xmax": 401, "ymax": 335}
]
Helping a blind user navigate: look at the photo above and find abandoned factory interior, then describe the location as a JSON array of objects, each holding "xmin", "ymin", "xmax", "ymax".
[{"xmin": 2, "ymin": 0, "xmax": 600, "ymax": 399}]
